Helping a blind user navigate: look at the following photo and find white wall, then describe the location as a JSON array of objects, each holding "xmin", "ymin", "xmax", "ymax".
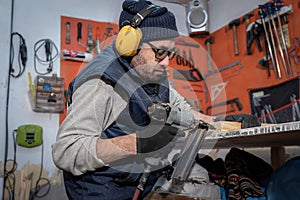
[
  {"xmin": 0, "ymin": 0, "xmax": 266, "ymax": 198},
  {"xmin": 209, "ymin": 0, "xmax": 269, "ymax": 32}
]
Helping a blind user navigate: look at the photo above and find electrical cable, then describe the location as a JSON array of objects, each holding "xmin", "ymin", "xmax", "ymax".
[
  {"xmin": 33, "ymin": 38, "xmax": 59, "ymax": 75},
  {"xmin": 4, "ymin": 0, "xmax": 15, "ymax": 198},
  {"xmin": 10, "ymin": 32, "xmax": 27, "ymax": 78},
  {"xmin": 4, "ymin": 130, "xmax": 18, "ymax": 200},
  {"xmin": 29, "ymin": 142, "xmax": 51, "ymax": 200},
  {"xmin": 5, "ymin": 129, "xmax": 51, "ymax": 200}
]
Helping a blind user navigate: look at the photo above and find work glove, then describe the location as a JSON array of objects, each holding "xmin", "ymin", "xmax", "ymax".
[
  {"xmin": 215, "ymin": 114, "xmax": 261, "ymax": 129},
  {"xmin": 136, "ymin": 124, "xmax": 185, "ymax": 154}
]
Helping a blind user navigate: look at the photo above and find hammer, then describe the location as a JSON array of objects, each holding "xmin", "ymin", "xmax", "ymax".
[
  {"xmin": 242, "ymin": 11, "xmax": 254, "ymax": 29},
  {"xmin": 205, "ymin": 35, "xmax": 214, "ymax": 72},
  {"xmin": 229, "ymin": 18, "xmax": 241, "ymax": 56}
]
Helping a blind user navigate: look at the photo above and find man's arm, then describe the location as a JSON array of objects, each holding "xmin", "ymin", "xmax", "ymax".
[
  {"xmin": 52, "ymin": 79, "xmax": 135, "ymax": 175},
  {"xmin": 169, "ymin": 86, "xmax": 215, "ymax": 123}
]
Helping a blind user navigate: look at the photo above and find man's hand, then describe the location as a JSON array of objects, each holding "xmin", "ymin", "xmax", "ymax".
[
  {"xmin": 215, "ymin": 114, "xmax": 261, "ymax": 129},
  {"xmin": 137, "ymin": 124, "xmax": 184, "ymax": 154}
]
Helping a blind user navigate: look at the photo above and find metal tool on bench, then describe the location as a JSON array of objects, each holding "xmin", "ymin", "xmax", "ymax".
[
  {"xmin": 169, "ymin": 121, "xmax": 209, "ymax": 193},
  {"xmin": 133, "ymin": 103, "xmax": 214, "ymax": 198},
  {"xmin": 228, "ymin": 18, "xmax": 241, "ymax": 56}
]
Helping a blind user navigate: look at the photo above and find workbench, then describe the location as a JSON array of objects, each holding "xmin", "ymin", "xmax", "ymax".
[{"xmin": 203, "ymin": 120, "xmax": 300, "ymax": 169}]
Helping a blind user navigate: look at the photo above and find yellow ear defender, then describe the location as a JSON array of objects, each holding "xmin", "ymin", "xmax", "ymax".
[{"xmin": 116, "ymin": 4, "xmax": 157, "ymax": 57}]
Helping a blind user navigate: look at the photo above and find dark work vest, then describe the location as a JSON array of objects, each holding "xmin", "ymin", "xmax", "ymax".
[{"xmin": 70, "ymin": 44, "xmax": 170, "ymax": 138}]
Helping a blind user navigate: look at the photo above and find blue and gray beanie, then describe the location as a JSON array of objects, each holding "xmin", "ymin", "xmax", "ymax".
[{"xmin": 119, "ymin": 0, "xmax": 180, "ymax": 42}]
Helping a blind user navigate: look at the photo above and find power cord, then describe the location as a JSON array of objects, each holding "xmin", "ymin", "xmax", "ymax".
[
  {"xmin": 4, "ymin": 129, "xmax": 51, "ymax": 200},
  {"xmin": 34, "ymin": 38, "xmax": 59, "ymax": 75},
  {"xmin": 10, "ymin": 32, "xmax": 27, "ymax": 78},
  {"xmin": 29, "ymin": 142, "xmax": 51, "ymax": 199},
  {"xmin": 4, "ymin": 130, "xmax": 18, "ymax": 200}
]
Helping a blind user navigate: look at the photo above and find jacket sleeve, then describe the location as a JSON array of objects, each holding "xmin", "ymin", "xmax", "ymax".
[
  {"xmin": 52, "ymin": 79, "xmax": 126, "ymax": 175},
  {"xmin": 169, "ymin": 85, "xmax": 192, "ymax": 112}
]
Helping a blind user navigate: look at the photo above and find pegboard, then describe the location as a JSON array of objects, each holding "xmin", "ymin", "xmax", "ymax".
[
  {"xmin": 59, "ymin": 16, "xmax": 118, "ymax": 123},
  {"xmin": 190, "ymin": 0, "xmax": 300, "ymax": 117}
]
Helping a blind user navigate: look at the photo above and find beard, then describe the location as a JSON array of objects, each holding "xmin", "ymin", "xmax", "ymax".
[{"xmin": 131, "ymin": 53, "xmax": 167, "ymax": 83}]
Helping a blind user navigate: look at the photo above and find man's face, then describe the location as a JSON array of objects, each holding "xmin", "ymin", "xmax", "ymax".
[{"xmin": 131, "ymin": 39, "xmax": 176, "ymax": 82}]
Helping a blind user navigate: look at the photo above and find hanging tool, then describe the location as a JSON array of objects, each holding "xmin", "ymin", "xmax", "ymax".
[
  {"xmin": 204, "ymin": 60, "xmax": 243, "ymax": 78},
  {"xmin": 87, "ymin": 24, "xmax": 93, "ymax": 53},
  {"xmin": 65, "ymin": 21, "xmax": 71, "ymax": 44},
  {"xmin": 228, "ymin": 18, "xmax": 241, "ymax": 56},
  {"xmin": 77, "ymin": 22, "xmax": 86, "ymax": 49},
  {"xmin": 289, "ymin": 37, "xmax": 300, "ymax": 65},
  {"xmin": 205, "ymin": 35, "xmax": 214, "ymax": 72},
  {"xmin": 246, "ymin": 22, "xmax": 263, "ymax": 55},
  {"xmin": 205, "ymin": 97, "xmax": 243, "ymax": 115},
  {"xmin": 242, "ymin": 11, "xmax": 254, "ymax": 55},
  {"xmin": 274, "ymin": 0, "xmax": 293, "ymax": 76},
  {"xmin": 258, "ymin": 5, "xmax": 279, "ymax": 78},
  {"xmin": 266, "ymin": 3, "xmax": 289, "ymax": 77},
  {"xmin": 77, "ymin": 22, "xmax": 82, "ymax": 44},
  {"xmin": 101, "ymin": 25, "xmax": 114, "ymax": 50},
  {"xmin": 263, "ymin": 4, "xmax": 282, "ymax": 78},
  {"xmin": 173, "ymin": 68, "xmax": 203, "ymax": 82},
  {"xmin": 188, "ymin": 48, "xmax": 195, "ymax": 68},
  {"xmin": 94, "ymin": 27, "xmax": 101, "ymax": 55},
  {"xmin": 175, "ymin": 38, "xmax": 200, "ymax": 48},
  {"xmin": 258, "ymin": 56, "xmax": 272, "ymax": 77}
]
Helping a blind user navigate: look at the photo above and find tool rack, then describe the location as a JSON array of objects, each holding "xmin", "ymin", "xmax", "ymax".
[{"xmin": 30, "ymin": 74, "xmax": 65, "ymax": 113}]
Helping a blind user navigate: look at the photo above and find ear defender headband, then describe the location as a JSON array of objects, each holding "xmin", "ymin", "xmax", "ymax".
[{"xmin": 116, "ymin": 4, "xmax": 157, "ymax": 57}]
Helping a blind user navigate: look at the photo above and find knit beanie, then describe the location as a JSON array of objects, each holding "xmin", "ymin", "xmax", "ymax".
[{"xmin": 119, "ymin": 0, "xmax": 179, "ymax": 42}]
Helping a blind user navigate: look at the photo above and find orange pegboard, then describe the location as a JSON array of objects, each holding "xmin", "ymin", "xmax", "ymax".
[
  {"xmin": 185, "ymin": 0, "xmax": 300, "ymax": 116},
  {"xmin": 59, "ymin": 16, "xmax": 118, "ymax": 124}
]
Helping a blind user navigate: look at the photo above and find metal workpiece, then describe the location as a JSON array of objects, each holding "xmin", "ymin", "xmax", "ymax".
[{"xmin": 170, "ymin": 125, "xmax": 208, "ymax": 192}]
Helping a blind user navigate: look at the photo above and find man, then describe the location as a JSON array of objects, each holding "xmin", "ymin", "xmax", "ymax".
[{"xmin": 52, "ymin": 1, "xmax": 260, "ymax": 199}]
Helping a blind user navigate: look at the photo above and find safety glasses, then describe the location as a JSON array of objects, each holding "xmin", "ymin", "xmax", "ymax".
[{"xmin": 146, "ymin": 42, "xmax": 177, "ymax": 62}]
